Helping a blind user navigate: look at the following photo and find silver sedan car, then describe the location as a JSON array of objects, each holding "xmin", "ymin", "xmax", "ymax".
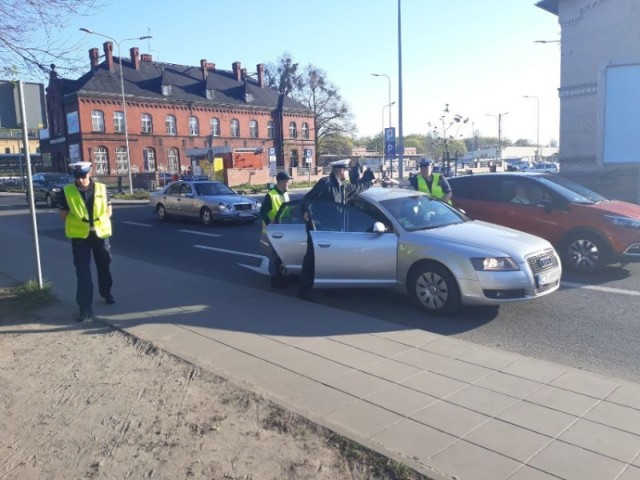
[
  {"xmin": 265, "ymin": 188, "xmax": 562, "ymax": 315},
  {"xmin": 150, "ymin": 179, "xmax": 261, "ymax": 225}
]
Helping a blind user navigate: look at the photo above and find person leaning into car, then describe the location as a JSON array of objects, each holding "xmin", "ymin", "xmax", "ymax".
[
  {"xmin": 384, "ymin": 158, "xmax": 452, "ymax": 203},
  {"xmin": 59, "ymin": 161, "xmax": 115, "ymax": 322},
  {"xmin": 298, "ymin": 159, "xmax": 378, "ymax": 301},
  {"xmin": 260, "ymin": 171, "xmax": 292, "ymax": 289}
]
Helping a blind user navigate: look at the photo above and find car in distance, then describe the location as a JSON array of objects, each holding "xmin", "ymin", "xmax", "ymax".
[
  {"xmin": 26, "ymin": 172, "xmax": 75, "ymax": 208},
  {"xmin": 449, "ymin": 172, "xmax": 640, "ymax": 272},
  {"xmin": 149, "ymin": 178, "xmax": 261, "ymax": 225},
  {"xmin": 522, "ymin": 162, "xmax": 559, "ymax": 174},
  {"xmin": 264, "ymin": 188, "xmax": 561, "ymax": 315}
]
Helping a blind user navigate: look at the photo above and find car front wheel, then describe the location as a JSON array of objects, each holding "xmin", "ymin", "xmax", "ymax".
[
  {"xmin": 45, "ymin": 193, "xmax": 55, "ymax": 208},
  {"xmin": 156, "ymin": 204, "xmax": 167, "ymax": 221},
  {"xmin": 200, "ymin": 207, "xmax": 213, "ymax": 226},
  {"xmin": 562, "ymin": 232, "xmax": 608, "ymax": 272},
  {"xmin": 408, "ymin": 262, "xmax": 461, "ymax": 315}
]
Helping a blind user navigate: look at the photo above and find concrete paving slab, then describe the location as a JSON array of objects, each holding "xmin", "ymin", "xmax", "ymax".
[
  {"xmin": 237, "ymin": 337, "xmax": 297, "ymax": 358},
  {"xmin": 322, "ymin": 370, "xmax": 393, "ymax": 398},
  {"xmin": 429, "ymin": 440, "xmax": 522, "ymax": 480},
  {"xmin": 371, "ymin": 328, "xmax": 440, "ymax": 348},
  {"xmin": 607, "ymin": 383, "xmax": 640, "ymax": 410},
  {"xmin": 360, "ymin": 358, "xmax": 424, "ymax": 382},
  {"xmin": 497, "ymin": 401, "xmax": 577, "ymax": 437},
  {"xmin": 390, "ymin": 348, "xmax": 451, "ymax": 370},
  {"xmin": 476, "ymin": 371, "xmax": 543, "ymax": 398},
  {"xmin": 525, "ymin": 384, "xmax": 601, "ymax": 416},
  {"xmin": 500, "ymin": 357, "xmax": 568, "ymax": 384},
  {"xmin": 295, "ymin": 337, "xmax": 351, "ymax": 357},
  {"xmin": 428, "ymin": 358, "xmax": 494, "ymax": 384},
  {"xmin": 528, "ymin": 440, "xmax": 627, "ymax": 480},
  {"xmin": 457, "ymin": 345, "xmax": 522, "ymax": 370},
  {"xmin": 558, "ymin": 418, "xmax": 640, "ymax": 463},
  {"xmin": 363, "ymin": 383, "xmax": 437, "ymax": 416},
  {"xmin": 323, "ymin": 344, "xmax": 384, "ymax": 369},
  {"xmin": 291, "ymin": 356, "xmax": 354, "ymax": 384},
  {"xmin": 421, "ymin": 336, "xmax": 480, "ymax": 359},
  {"xmin": 585, "ymin": 401, "xmax": 640, "ymax": 436},
  {"xmin": 330, "ymin": 333, "xmax": 414, "ymax": 357},
  {"xmin": 550, "ymin": 370, "xmax": 621, "ymax": 399},
  {"xmin": 400, "ymin": 370, "xmax": 467, "ymax": 398},
  {"xmin": 463, "ymin": 418, "xmax": 552, "ymax": 463},
  {"xmin": 507, "ymin": 465, "xmax": 567, "ymax": 479},
  {"xmin": 324, "ymin": 400, "xmax": 403, "ymax": 438},
  {"xmin": 410, "ymin": 400, "xmax": 491, "ymax": 437},
  {"xmin": 248, "ymin": 367, "xmax": 318, "ymax": 400},
  {"xmin": 446, "ymin": 384, "xmax": 520, "ymax": 417},
  {"xmin": 619, "ymin": 466, "xmax": 640, "ymax": 480},
  {"xmin": 286, "ymin": 384, "xmax": 357, "ymax": 417}
]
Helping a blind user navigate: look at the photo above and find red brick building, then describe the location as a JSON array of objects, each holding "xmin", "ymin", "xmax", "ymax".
[{"xmin": 40, "ymin": 42, "xmax": 316, "ymax": 187}]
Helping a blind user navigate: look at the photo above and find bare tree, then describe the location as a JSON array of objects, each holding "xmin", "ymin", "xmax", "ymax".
[{"xmin": 0, "ymin": 0, "xmax": 101, "ymax": 79}]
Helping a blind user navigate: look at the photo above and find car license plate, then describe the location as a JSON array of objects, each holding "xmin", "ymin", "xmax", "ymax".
[
  {"xmin": 536, "ymin": 269, "xmax": 560, "ymax": 287},
  {"xmin": 239, "ymin": 212, "xmax": 253, "ymax": 217}
]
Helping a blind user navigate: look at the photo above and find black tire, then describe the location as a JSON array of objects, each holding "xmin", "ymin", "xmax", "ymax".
[
  {"xmin": 156, "ymin": 204, "xmax": 167, "ymax": 221},
  {"xmin": 408, "ymin": 262, "xmax": 461, "ymax": 315},
  {"xmin": 200, "ymin": 207, "xmax": 213, "ymax": 226},
  {"xmin": 562, "ymin": 232, "xmax": 609, "ymax": 273},
  {"xmin": 45, "ymin": 193, "xmax": 54, "ymax": 208}
]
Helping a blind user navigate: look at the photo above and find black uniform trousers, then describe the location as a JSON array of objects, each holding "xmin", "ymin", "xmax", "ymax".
[
  {"xmin": 298, "ymin": 229, "xmax": 315, "ymax": 295},
  {"xmin": 71, "ymin": 231, "xmax": 112, "ymax": 315}
]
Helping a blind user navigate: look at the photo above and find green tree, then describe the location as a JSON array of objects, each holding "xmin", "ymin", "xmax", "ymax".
[
  {"xmin": 1, "ymin": 0, "xmax": 100, "ymax": 78},
  {"xmin": 321, "ymin": 134, "xmax": 354, "ymax": 156},
  {"xmin": 404, "ymin": 134, "xmax": 427, "ymax": 154},
  {"xmin": 515, "ymin": 138, "xmax": 532, "ymax": 146}
]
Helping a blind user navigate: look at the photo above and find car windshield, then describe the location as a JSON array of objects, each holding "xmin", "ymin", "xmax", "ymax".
[
  {"xmin": 539, "ymin": 175, "xmax": 608, "ymax": 204},
  {"xmin": 47, "ymin": 174, "xmax": 74, "ymax": 184},
  {"xmin": 381, "ymin": 195, "xmax": 465, "ymax": 231},
  {"xmin": 194, "ymin": 182, "xmax": 235, "ymax": 196}
]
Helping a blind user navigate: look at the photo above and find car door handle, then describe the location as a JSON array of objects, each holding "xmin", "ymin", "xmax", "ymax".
[
  {"xmin": 317, "ymin": 242, "xmax": 331, "ymax": 248},
  {"xmin": 271, "ymin": 233, "xmax": 284, "ymax": 239}
]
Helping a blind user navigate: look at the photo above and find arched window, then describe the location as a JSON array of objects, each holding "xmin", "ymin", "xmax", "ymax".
[
  {"xmin": 168, "ymin": 147, "xmax": 180, "ymax": 173},
  {"xmin": 289, "ymin": 121, "xmax": 297, "ymax": 138},
  {"xmin": 91, "ymin": 110, "xmax": 104, "ymax": 132},
  {"xmin": 144, "ymin": 147, "xmax": 156, "ymax": 171},
  {"xmin": 231, "ymin": 119, "xmax": 240, "ymax": 137},
  {"xmin": 93, "ymin": 146, "xmax": 108, "ymax": 174},
  {"xmin": 189, "ymin": 116, "xmax": 199, "ymax": 136},
  {"xmin": 267, "ymin": 120, "xmax": 274, "ymax": 139},
  {"xmin": 210, "ymin": 117, "xmax": 220, "ymax": 137},
  {"xmin": 115, "ymin": 147, "xmax": 128, "ymax": 173},
  {"xmin": 249, "ymin": 120, "xmax": 259, "ymax": 138},
  {"xmin": 166, "ymin": 115, "xmax": 176, "ymax": 135},
  {"xmin": 301, "ymin": 122, "xmax": 309, "ymax": 139},
  {"xmin": 114, "ymin": 111, "xmax": 125, "ymax": 133},
  {"xmin": 141, "ymin": 113, "xmax": 153, "ymax": 134}
]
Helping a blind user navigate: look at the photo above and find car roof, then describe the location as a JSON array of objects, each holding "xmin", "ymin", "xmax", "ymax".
[
  {"xmin": 359, "ymin": 187, "xmax": 431, "ymax": 202},
  {"xmin": 449, "ymin": 172, "xmax": 549, "ymax": 181}
]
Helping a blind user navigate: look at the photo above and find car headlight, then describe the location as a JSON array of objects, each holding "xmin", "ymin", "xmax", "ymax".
[
  {"xmin": 605, "ymin": 215, "xmax": 640, "ymax": 230},
  {"xmin": 218, "ymin": 202, "xmax": 227, "ymax": 211},
  {"xmin": 470, "ymin": 257, "xmax": 520, "ymax": 271},
  {"xmin": 51, "ymin": 187, "xmax": 61, "ymax": 192},
  {"xmin": 255, "ymin": 201, "xmax": 261, "ymax": 209}
]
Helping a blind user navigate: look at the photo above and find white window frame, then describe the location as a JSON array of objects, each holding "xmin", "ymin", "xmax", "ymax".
[
  {"xmin": 168, "ymin": 147, "xmax": 180, "ymax": 173},
  {"xmin": 116, "ymin": 147, "xmax": 128, "ymax": 173},
  {"xmin": 144, "ymin": 147, "xmax": 156, "ymax": 171},
  {"xmin": 210, "ymin": 117, "xmax": 220, "ymax": 137},
  {"xmin": 267, "ymin": 120, "xmax": 274, "ymax": 139},
  {"xmin": 113, "ymin": 111, "xmax": 125, "ymax": 133},
  {"xmin": 231, "ymin": 119, "xmax": 240, "ymax": 138},
  {"xmin": 289, "ymin": 121, "xmax": 297, "ymax": 138},
  {"xmin": 189, "ymin": 116, "xmax": 199, "ymax": 136},
  {"xmin": 93, "ymin": 146, "xmax": 108, "ymax": 175},
  {"xmin": 141, "ymin": 113, "xmax": 153, "ymax": 134},
  {"xmin": 166, "ymin": 115, "xmax": 176, "ymax": 135},
  {"xmin": 249, "ymin": 120, "xmax": 259, "ymax": 138},
  {"xmin": 91, "ymin": 110, "xmax": 105, "ymax": 132},
  {"xmin": 302, "ymin": 122, "xmax": 309, "ymax": 139}
]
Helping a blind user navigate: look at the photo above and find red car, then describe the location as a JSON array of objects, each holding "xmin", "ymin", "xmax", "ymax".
[{"xmin": 448, "ymin": 173, "xmax": 640, "ymax": 272}]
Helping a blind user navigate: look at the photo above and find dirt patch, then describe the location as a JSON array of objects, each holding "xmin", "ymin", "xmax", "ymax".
[{"xmin": 0, "ymin": 287, "xmax": 429, "ymax": 480}]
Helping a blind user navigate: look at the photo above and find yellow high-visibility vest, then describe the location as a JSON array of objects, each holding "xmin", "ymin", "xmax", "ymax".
[{"xmin": 64, "ymin": 182, "xmax": 112, "ymax": 239}]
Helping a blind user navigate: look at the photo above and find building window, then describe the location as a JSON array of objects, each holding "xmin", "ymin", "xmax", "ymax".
[
  {"xmin": 143, "ymin": 147, "xmax": 156, "ymax": 171},
  {"xmin": 162, "ymin": 85, "xmax": 172, "ymax": 96},
  {"xmin": 93, "ymin": 146, "xmax": 108, "ymax": 174},
  {"xmin": 210, "ymin": 117, "xmax": 220, "ymax": 137},
  {"xmin": 114, "ymin": 111, "xmax": 125, "ymax": 133},
  {"xmin": 231, "ymin": 119, "xmax": 240, "ymax": 138},
  {"xmin": 267, "ymin": 120, "xmax": 274, "ymax": 139},
  {"xmin": 168, "ymin": 147, "xmax": 180, "ymax": 173},
  {"xmin": 166, "ymin": 115, "xmax": 176, "ymax": 135},
  {"xmin": 249, "ymin": 120, "xmax": 259, "ymax": 138},
  {"xmin": 206, "ymin": 89, "xmax": 215, "ymax": 100},
  {"xmin": 189, "ymin": 116, "xmax": 199, "ymax": 136},
  {"xmin": 290, "ymin": 149, "xmax": 299, "ymax": 168},
  {"xmin": 116, "ymin": 147, "xmax": 128, "ymax": 173},
  {"xmin": 91, "ymin": 110, "xmax": 104, "ymax": 132},
  {"xmin": 141, "ymin": 113, "xmax": 153, "ymax": 134},
  {"xmin": 289, "ymin": 121, "xmax": 297, "ymax": 138},
  {"xmin": 301, "ymin": 122, "xmax": 309, "ymax": 139}
]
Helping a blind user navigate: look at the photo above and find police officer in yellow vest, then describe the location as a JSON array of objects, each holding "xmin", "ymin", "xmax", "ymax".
[
  {"xmin": 260, "ymin": 171, "xmax": 291, "ymax": 288},
  {"xmin": 59, "ymin": 161, "xmax": 115, "ymax": 322},
  {"xmin": 385, "ymin": 158, "xmax": 452, "ymax": 203}
]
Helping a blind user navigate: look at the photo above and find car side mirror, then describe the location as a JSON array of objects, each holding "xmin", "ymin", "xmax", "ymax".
[{"xmin": 372, "ymin": 221, "xmax": 386, "ymax": 233}]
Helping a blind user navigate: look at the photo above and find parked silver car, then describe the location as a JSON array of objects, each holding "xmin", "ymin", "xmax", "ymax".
[
  {"xmin": 264, "ymin": 188, "xmax": 561, "ymax": 315},
  {"xmin": 149, "ymin": 179, "xmax": 261, "ymax": 225}
]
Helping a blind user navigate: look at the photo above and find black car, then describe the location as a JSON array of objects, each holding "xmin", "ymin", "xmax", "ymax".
[{"xmin": 27, "ymin": 172, "xmax": 75, "ymax": 208}]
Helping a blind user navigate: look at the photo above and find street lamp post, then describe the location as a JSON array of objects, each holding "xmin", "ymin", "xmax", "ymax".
[
  {"xmin": 382, "ymin": 101, "xmax": 396, "ymax": 174},
  {"xmin": 80, "ymin": 28, "xmax": 152, "ymax": 194},
  {"xmin": 523, "ymin": 95, "xmax": 540, "ymax": 163},
  {"xmin": 371, "ymin": 73, "xmax": 392, "ymax": 129},
  {"xmin": 486, "ymin": 112, "xmax": 509, "ymax": 160}
]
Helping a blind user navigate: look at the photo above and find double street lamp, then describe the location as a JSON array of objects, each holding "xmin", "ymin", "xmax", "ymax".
[
  {"xmin": 80, "ymin": 28, "xmax": 152, "ymax": 194},
  {"xmin": 523, "ymin": 95, "xmax": 540, "ymax": 163}
]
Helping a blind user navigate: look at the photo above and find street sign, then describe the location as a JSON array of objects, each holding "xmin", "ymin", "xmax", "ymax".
[
  {"xmin": 304, "ymin": 148, "xmax": 312, "ymax": 158},
  {"xmin": 385, "ymin": 142, "xmax": 396, "ymax": 157},
  {"xmin": 268, "ymin": 147, "xmax": 276, "ymax": 156},
  {"xmin": 385, "ymin": 127, "xmax": 395, "ymax": 143}
]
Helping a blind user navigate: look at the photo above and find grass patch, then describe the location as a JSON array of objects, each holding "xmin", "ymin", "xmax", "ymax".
[
  {"xmin": 0, "ymin": 279, "xmax": 57, "ymax": 319},
  {"xmin": 111, "ymin": 191, "xmax": 151, "ymax": 200}
]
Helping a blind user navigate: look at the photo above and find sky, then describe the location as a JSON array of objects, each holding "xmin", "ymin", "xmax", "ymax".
[{"xmin": 53, "ymin": 0, "xmax": 561, "ymax": 147}]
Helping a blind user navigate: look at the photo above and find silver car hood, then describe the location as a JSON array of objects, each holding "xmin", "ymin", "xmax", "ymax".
[
  {"xmin": 200, "ymin": 195, "xmax": 254, "ymax": 204},
  {"xmin": 409, "ymin": 220, "xmax": 551, "ymax": 257}
]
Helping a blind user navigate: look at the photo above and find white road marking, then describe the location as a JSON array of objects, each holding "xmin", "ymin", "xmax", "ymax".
[
  {"xmin": 194, "ymin": 244, "xmax": 270, "ymax": 275},
  {"xmin": 180, "ymin": 229, "xmax": 222, "ymax": 238},
  {"xmin": 122, "ymin": 221, "xmax": 152, "ymax": 227},
  {"xmin": 562, "ymin": 281, "xmax": 640, "ymax": 297}
]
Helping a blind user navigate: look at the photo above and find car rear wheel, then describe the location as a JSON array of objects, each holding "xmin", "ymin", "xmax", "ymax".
[
  {"xmin": 156, "ymin": 204, "xmax": 167, "ymax": 221},
  {"xmin": 45, "ymin": 193, "xmax": 54, "ymax": 208},
  {"xmin": 408, "ymin": 262, "xmax": 461, "ymax": 315},
  {"xmin": 562, "ymin": 232, "xmax": 609, "ymax": 272},
  {"xmin": 200, "ymin": 207, "xmax": 213, "ymax": 226}
]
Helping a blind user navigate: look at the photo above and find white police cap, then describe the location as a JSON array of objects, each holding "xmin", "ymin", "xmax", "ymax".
[
  {"xmin": 329, "ymin": 159, "xmax": 350, "ymax": 169},
  {"xmin": 68, "ymin": 161, "xmax": 92, "ymax": 173}
]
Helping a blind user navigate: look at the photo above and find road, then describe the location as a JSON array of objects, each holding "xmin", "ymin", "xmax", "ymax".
[{"xmin": 3, "ymin": 193, "xmax": 640, "ymax": 383}]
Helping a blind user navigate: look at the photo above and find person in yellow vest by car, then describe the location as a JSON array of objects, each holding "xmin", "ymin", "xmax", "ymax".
[
  {"xmin": 384, "ymin": 158, "xmax": 452, "ymax": 203},
  {"xmin": 260, "ymin": 171, "xmax": 292, "ymax": 288},
  {"xmin": 59, "ymin": 161, "xmax": 115, "ymax": 322}
]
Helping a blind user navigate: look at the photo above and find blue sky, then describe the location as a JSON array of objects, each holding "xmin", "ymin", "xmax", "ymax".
[{"xmin": 60, "ymin": 0, "xmax": 561, "ymax": 146}]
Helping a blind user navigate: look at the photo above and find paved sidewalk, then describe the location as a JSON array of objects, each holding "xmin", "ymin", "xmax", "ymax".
[{"xmin": 2, "ymin": 207, "xmax": 640, "ymax": 480}]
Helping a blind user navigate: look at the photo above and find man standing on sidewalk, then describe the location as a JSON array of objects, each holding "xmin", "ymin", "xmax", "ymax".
[{"xmin": 59, "ymin": 161, "xmax": 115, "ymax": 322}]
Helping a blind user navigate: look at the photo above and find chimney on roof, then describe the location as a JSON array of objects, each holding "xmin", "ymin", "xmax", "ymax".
[
  {"xmin": 130, "ymin": 47, "xmax": 140, "ymax": 70},
  {"xmin": 257, "ymin": 63, "xmax": 265, "ymax": 88},
  {"xmin": 140, "ymin": 54, "xmax": 153, "ymax": 62},
  {"xmin": 232, "ymin": 61, "xmax": 241, "ymax": 82},
  {"xmin": 103, "ymin": 41, "xmax": 113, "ymax": 70},
  {"xmin": 89, "ymin": 48, "xmax": 100, "ymax": 70},
  {"xmin": 200, "ymin": 59, "xmax": 208, "ymax": 80}
]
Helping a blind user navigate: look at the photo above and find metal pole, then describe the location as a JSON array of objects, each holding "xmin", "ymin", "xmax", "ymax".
[
  {"xmin": 397, "ymin": 0, "xmax": 404, "ymax": 178},
  {"xmin": 18, "ymin": 81, "xmax": 44, "ymax": 289},
  {"xmin": 116, "ymin": 41, "xmax": 134, "ymax": 195}
]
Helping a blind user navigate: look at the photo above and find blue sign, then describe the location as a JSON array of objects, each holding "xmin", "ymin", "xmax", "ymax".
[
  {"xmin": 268, "ymin": 147, "xmax": 276, "ymax": 156},
  {"xmin": 385, "ymin": 142, "xmax": 396, "ymax": 157},
  {"xmin": 385, "ymin": 127, "xmax": 395, "ymax": 143}
]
